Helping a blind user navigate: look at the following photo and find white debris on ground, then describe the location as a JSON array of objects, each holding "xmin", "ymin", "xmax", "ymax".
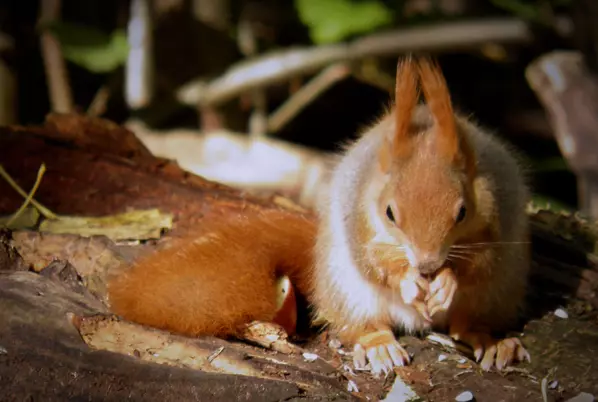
[
  {"xmin": 342, "ymin": 364, "xmax": 356, "ymax": 376},
  {"xmin": 381, "ymin": 376, "xmax": 420, "ymax": 402},
  {"xmin": 554, "ymin": 308, "xmax": 569, "ymax": 319},
  {"xmin": 302, "ymin": 352, "xmax": 319, "ymax": 362},
  {"xmin": 346, "ymin": 380, "xmax": 359, "ymax": 393},
  {"xmin": 455, "ymin": 390, "xmax": 474, "ymax": 401},
  {"xmin": 565, "ymin": 392, "xmax": 595, "ymax": 402}
]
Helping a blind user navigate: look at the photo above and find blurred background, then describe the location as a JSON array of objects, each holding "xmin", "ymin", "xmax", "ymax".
[{"xmin": 1, "ymin": 0, "xmax": 596, "ymax": 215}]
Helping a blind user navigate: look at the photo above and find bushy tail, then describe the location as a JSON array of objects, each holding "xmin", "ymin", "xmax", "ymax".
[{"xmin": 107, "ymin": 208, "xmax": 317, "ymax": 338}]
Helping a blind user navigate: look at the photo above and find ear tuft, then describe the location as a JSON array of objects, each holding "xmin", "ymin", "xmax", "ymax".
[
  {"xmin": 391, "ymin": 55, "xmax": 420, "ymax": 159},
  {"xmin": 416, "ymin": 57, "xmax": 459, "ymax": 161}
]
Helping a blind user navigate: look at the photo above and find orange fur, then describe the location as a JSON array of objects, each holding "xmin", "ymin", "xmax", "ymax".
[
  {"xmin": 392, "ymin": 56, "xmax": 420, "ymax": 158},
  {"xmin": 108, "ymin": 208, "xmax": 316, "ymax": 338},
  {"xmin": 108, "ymin": 55, "xmax": 530, "ymax": 374},
  {"xmin": 311, "ymin": 54, "xmax": 531, "ymax": 374},
  {"xmin": 416, "ymin": 57, "xmax": 459, "ymax": 162}
]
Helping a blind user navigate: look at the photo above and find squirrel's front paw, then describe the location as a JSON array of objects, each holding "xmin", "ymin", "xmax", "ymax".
[
  {"xmin": 353, "ymin": 329, "xmax": 411, "ymax": 375},
  {"xmin": 398, "ymin": 273, "xmax": 431, "ymax": 321},
  {"xmin": 426, "ymin": 267, "xmax": 457, "ymax": 317}
]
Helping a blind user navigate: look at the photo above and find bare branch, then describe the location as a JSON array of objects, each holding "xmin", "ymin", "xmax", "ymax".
[
  {"xmin": 87, "ymin": 85, "xmax": 110, "ymax": 117},
  {"xmin": 177, "ymin": 17, "xmax": 572, "ymax": 107},
  {"xmin": 267, "ymin": 63, "xmax": 351, "ymax": 134},
  {"xmin": 238, "ymin": 17, "xmax": 267, "ymax": 137},
  {"xmin": 125, "ymin": 0, "xmax": 154, "ymax": 109},
  {"xmin": 526, "ymin": 51, "xmax": 598, "ymax": 218},
  {"xmin": 39, "ymin": 0, "xmax": 73, "ymax": 114}
]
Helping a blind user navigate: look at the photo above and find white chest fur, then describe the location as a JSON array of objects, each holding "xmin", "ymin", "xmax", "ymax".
[{"xmin": 325, "ymin": 209, "xmax": 431, "ymax": 333}]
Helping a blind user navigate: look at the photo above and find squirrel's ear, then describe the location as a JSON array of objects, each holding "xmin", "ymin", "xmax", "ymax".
[
  {"xmin": 391, "ymin": 55, "xmax": 419, "ymax": 159},
  {"xmin": 417, "ymin": 58, "xmax": 477, "ymax": 177},
  {"xmin": 416, "ymin": 58, "xmax": 459, "ymax": 162}
]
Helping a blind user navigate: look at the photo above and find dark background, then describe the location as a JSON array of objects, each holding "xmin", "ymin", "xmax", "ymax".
[{"xmin": 2, "ymin": 0, "xmax": 593, "ymax": 211}]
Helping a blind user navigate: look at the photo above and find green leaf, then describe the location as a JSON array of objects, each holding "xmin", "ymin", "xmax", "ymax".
[
  {"xmin": 295, "ymin": 0, "xmax": 393, "ymax": 44},
  {"xmin": 490, "ymin": 0, "xmax": 540, "ymax": 20},
  {"xmin": 530, "ymin": 194, "xmax": 574, "ymax": 214},
  {"xmin": 490, "ymin": 0, "xmax": 573, "ymax": 23},
  {"xmin": 43, "ymin": 21, "xmax": 129, "ymax": 73}
]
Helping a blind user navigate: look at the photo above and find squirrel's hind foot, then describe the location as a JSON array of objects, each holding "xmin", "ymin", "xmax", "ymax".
[
  {"xmin": 454, "ymin": 331, "xmax": 531, "ymax": 371},
  {"xmin": 352, "ymin": 329, "xmax": 411, "ymax": 376}
]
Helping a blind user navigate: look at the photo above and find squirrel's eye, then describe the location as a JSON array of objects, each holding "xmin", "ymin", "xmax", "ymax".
[
  {"xmin": 456, "ymin": 205, "xmax": 467, "ymax": 223},
  {"xmin": 386, "ymin": 206, "xmax": 396, "ymax": 223}
]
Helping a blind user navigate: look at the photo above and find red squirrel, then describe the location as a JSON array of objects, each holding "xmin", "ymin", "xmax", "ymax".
[
  {"xmin": 311, "ymin": 56, "xmax": 531, "ymax": 374},
  {"xmin": 107, "ymin": 56, "xmax": 531, "ymax": 375}
]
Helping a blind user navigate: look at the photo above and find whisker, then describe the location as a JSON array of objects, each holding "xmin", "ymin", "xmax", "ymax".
[
  {"xmin": 447, "ymin": 253, "xmax": 474, "ymax": 263},
  {"xmin": 449, "ymin": 248, "xmax": 473, "ymax": 255},
  {"xmin": 448, "ymin": 249, "xmax": 476, "ymax": 255},
  {"xmin": 451, "ymin": 241, "xmax": 530, "ymax": 249},
  {"xmin": 374, "ymin": 241, "xmax": 407, "ymax": 249}
]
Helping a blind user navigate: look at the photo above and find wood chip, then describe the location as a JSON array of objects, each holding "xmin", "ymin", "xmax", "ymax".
[
  {"xmin": 455, "ymin": 390, "xmax": 474, "ymax": 401},
  {"xmin": 565, "ymin": 393, "xmax": 595, "ymax": 402}
]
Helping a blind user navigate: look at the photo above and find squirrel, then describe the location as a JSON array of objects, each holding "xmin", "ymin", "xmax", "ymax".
[
  {"xmin": 107, "ymin": 55, "xmax": 531, "ymax": 375},
  {"xmin": 311, "ymin": 55, "xmax": 532, "ymax": 375}
]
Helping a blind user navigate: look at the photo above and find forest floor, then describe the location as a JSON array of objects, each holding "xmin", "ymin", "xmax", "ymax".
[{"xmin": 0, "ymin": 115, "xmax": 597, "ymax": 402}]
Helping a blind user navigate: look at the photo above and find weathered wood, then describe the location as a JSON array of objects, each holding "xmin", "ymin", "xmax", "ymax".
[
  {"xmin": 0, "ymin": 114, "xmax": 307, "ymax": 237},
  {"xmin": 0, "ymin": 231, "xmax": 357, "ymax": 402},
  {"xmin": 526, "ymin": 51, "xmax": 598, "ymax": 219}
]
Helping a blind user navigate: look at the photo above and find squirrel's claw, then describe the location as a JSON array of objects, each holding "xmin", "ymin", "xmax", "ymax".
[
  {"xmin": 494, "ymin": 337, "xmax": 531, "ymax": 370},
  {"xmin": 454, "ymin": 331, "xmax": 530, "ymax": 371},
  {"xmin": 353, "ymin": 329, "xmax": 411, "ymax": 376}
]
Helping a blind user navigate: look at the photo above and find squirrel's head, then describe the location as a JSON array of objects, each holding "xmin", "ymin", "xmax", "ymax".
[{"xmin": 374, "ymin": 56, "xmax": 477, "ymax": 276}]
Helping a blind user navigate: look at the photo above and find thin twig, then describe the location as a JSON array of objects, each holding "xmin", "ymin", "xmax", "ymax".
[
  {"xmin": 267, "ymin": 63, "xmax": 351, "ymax": 134},
  {"xmin": 207, "ymin": 346, "xmax": 225, "ymax": 363},
  {"xmin": 0, "ymin": 164, "xmax": 58, "ymax": 220},
  {"xmin": 238, "ymin": 18, "xmax": 267, "ymax": 137},
  {"xmin": 540, "ymin": 376, "xmax": 550, "ymax": 402},
  {"xmin": 353, "ymin": 60, "xmax": 395, "ymax": 93},
  {"xmin": 125, "ymin": 0, "xmax": 153, "ymax": 109},
  {"xmin": 39, "ymin": 0, "xmax": 73, "ymax": 113},
  {"xmin": 87, "ymin": 85, "xmax": 110, "ymax": 117},
  {"xmin": 177, "ymin": 17, "xmax": 573, "ymax": 107},
  {"xmin": 5, "ymin": 164, "xmax": 47, "ymax": 227}
]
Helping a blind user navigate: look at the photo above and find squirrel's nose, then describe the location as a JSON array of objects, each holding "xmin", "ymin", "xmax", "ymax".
[{"xmin": 415, "ymin": 255, "xmax": 444, "ymax": 275}]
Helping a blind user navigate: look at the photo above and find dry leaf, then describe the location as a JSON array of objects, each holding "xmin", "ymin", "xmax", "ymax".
[{"xmin": 39, "ymin": 209, "xmax": 173, "ymax": 241}]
